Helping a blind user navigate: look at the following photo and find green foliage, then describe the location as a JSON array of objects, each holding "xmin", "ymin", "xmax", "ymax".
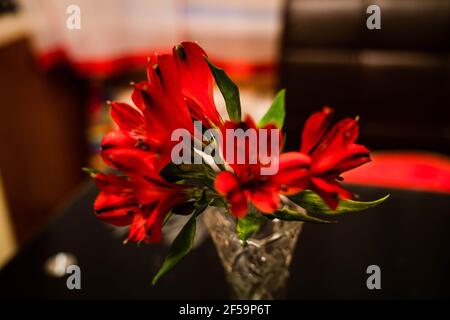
[
  {"xmin": 258, "ymin": 89, "xmax": 286, "ymax": 128},
  {"xmin": 206, "ymin": 58, "xmax": 241, "ymax": 121},
  {"xmin": 152, "ymin": 198, "xmax": 211, "ymax": 285},
  {"xmin": 236, "ymin": 208, "xmax": 267, "ymax": 244},
  {"xmin": 290, "ymin": 190, "xmax": 390, "ymax": 216},
  {"xmin": 270, "ymin": 207, "xmax": 335, "ymax": 224}
]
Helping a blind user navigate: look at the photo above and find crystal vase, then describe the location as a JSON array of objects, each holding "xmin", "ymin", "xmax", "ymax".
[{"xmin": 203, "ymin": 207, "xmax": 303, "ymax": 300}]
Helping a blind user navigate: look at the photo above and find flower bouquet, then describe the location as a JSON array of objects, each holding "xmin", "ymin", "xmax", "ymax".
[{"xmin": 86, "ymin": 42, "xmax": 388, "ymax": 299}]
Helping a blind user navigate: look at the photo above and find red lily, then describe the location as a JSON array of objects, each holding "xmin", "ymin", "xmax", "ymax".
[
  {"xmin": 214, "ymin": 116, "xmax": 310, "ymax": 217},
  {"xmin": 300, "ymin": 107, "xmax": 371, "ymax": 209},
  {"xmin": 93, "ymin": 172, "xmax": 190, "ymax": 243}
]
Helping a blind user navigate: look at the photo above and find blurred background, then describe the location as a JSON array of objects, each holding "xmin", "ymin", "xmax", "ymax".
[{"xmin": 0, "ymin": 0, "xmax": 449, "ymax": 274}]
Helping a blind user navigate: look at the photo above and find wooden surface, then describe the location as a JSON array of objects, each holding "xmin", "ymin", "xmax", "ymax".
[
  {"xmin": 0, "ymin": 37, "xmax": 88, "ymax": 243},
  {"xmin": 0, "ymin": 172, "xmax": 16, "ymax": 267}
]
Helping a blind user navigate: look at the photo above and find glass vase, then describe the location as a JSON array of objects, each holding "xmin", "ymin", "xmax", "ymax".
[{"xmin": 203, "ymin": 207, "xmax": 303, "ymax": 300}]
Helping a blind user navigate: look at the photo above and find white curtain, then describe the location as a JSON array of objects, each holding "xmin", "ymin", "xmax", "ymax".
[{"xmin": 19, "ymin": 0, "xmax": 283, "ymax": 75}]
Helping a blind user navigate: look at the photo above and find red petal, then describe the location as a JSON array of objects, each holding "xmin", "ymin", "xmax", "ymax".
[
  {"xmin": 127, "ymin": 211, "xmax": 148, "ymax": 243},
  {"xmin": 143, "ymin": 213, "xmax": 165, "ymax": 243},
  {"xmin": 274, "ymin": 152, "xmax": 311, "ymax": 195},
  {"xmin": 228, "ymin": 191, "xmax": 248, "ymax": 218},
  {"xmin": 278, "ymin": 152, "xmax": 311, "ymax": 170},
  {"xmin": 149, "ymin": 54, "xmax": 182, "ymax": 98},
  {"xmin": 146, "ymin": 53, "xmax": 161, "ymax": 85},
  {"xmin": 310, "ymin": 177, "xmax": 353, "ymax": 210},
  {"xmin": 143, "ymin": 201, "xmax": 173, "ymax": 243},
  {"xmin": 93, "ymin": 175, "xmax": 136, "ymax": 226},
  {"xmin": 95, "ymin": 205, "xmax": 135, "ymax": 227},
  {"xmin": 110, "ymin": 102, "xmax": 146, "ymax": 139},
  {"xmin": 309, "ymin": 115, "xmax": 371, "ymax": 175},
  {"xmin": 214, "ymin": 171, "xmax": 240, "ymax": 195},
  {"xmin": 314, "ymin": 144, "xmax": 371, "ymax": 175},
  {"xmin": 101, "ymin": 130, "xmax": 136, "ymax": 150},
  {"xmin": 134, "ymin": 175, "xmax": 187, "ymax": 205},
  {"xmin": 93, "ymin": 172, "xmax": 132, "ymax": 194},
  {"xmin": 300, "ymin": 107, "xmax": 334, "ymax": 154},
  {"xmin": 336, "ymin": 150, "xmax": 371, "ymax": 173},
  {"xmin": 312, "ymin": 177, "xmax": 352, "ymax": 199},
  {"xmin": 104, "ymin": 147, "xmax": 160, "ymax": 177},
  {"xmin": 310, "ymin": 186, "xmax": 339, "ymax": 211},
  {"xmin": 133, "ymin": 79, "xmax": 193, "ymax": 137},
  {"xmin": 312, "ymin": 118, "xmax": 358, "ymax": 158},
  {"xmin": 174, "ymin": 42, "xmax": 222, "ymax": 126},
  {"xmin": 94, "ymin": 191, "xmax": 134, "ymax": 211},
  {"xmin": 131, "ymin": 82, "xmax": 173, "ymax": 139},
  {"xmin": 131, "ymin": 81, "xmax": 152, "ymax": 112},
  {"xmin": 250, "ymin": 189, "xmax": 280, "ymax": 214}
]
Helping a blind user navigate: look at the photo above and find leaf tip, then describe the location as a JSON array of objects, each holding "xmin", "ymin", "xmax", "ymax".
[
  {"xmin": 378, "ymin": 194, "xmax": 390, "ymax": 203},
  {"xmin": 151, "ymin": 274, "xmax": 159, "ymax": 286}
]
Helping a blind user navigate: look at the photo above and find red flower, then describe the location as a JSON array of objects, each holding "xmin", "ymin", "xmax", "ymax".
[
  {"xmin": 300, "ymin": 107, "xmax": 371, "ymax": 209},
  {"xmin": 134, "ymin": 52, "xmax": 194, "ymax": 133},
  {"xmin": 101, "ymin": 42, "xmax": 223, "ymax": 176},
  {"xmin": 101, "ymin": 51, "xmax": 196, "ymax": 175},
  {"xmin": 93, "ymin": 172, "xmax": 190, "ymax": 243},
  {"xmin": 94, "ymin": 42, "xmax": 225, "ymax": 242},
  {"xmin": 174, "ymin": 42, "xmax": 223, "ymax": 128},
  {"xmin": 214, "ymin": 117, "xmax": 310, "ymax": 217}
]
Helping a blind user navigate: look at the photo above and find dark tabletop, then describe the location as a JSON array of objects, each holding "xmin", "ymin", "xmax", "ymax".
[{"xmin": 0, "ymin": 182, "xmax": 449, "ymax": 299}]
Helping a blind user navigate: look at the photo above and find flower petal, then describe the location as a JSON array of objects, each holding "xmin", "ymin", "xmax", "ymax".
[
  {"xmin": 174, "ymin": 42, "xmax": 222, "ymax": 127},
  {"xmin": 110, "ymin": 102, "xmax": 146, "ymax": 139},
  {"xmin": 300, "ymin": 106, "xmax": 334, "ymax": 154},
  {"xmin": 274, "ymin": 152, "xmax": 311, "ymax": 195},
  {"xmin": 143, "ymin": 212, "xmax": 165, "ymax": 243},
  {"xmin": 127, "ymin": 211, "xmax": 148, "ymax": 243},
  {"xmin": 104, "ymin": 147, "xmax": 161, "ymax": 177},
  {"xmin": 94, "ymin": 191, "xmax": 134, "ymax": 211},
  {"xmin": 311, "ymin": 117, "xmax": 370, "ymax": 175},
  {"xmin": 93, "ymin": 172, "xmax": 132, "ymax": 194},
  {"xmin": 101, "ymin": 130, "xmax": 136, "ymax": 151},
  {"xmin": 314, "ymin": 144, "xmax": 371, "ymax": 175},
  {"xmin": 133, "ymin": 175, "xmax": 187, "ymax": 205},
  {"xmin": 95, "ymin": 205, "xmax": 135, "ymax": 227},
  {"xmin": 312, "ymin": 118, "xmax": 358, "ymax": 158},
  {"xmin": 250, "ymin": 189, "xmax": 280, "ymax": 214},
  {"xmin": 228, "ymin": 190, "xmax": 248, "ymax": 218},
  {"xmin": 310, "ymin": 177, "xmax": 353, "ymax": 210},
  {"xmin": 214, "ymin": 171, "xmax": 240, "ymax": 195}
]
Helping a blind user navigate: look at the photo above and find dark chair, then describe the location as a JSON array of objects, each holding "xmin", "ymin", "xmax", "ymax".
[{"xmin": 280, "ymin": 0, "xmax": 450, "ymax": 153}]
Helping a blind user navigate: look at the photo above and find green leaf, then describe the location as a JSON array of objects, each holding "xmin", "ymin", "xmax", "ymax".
[
  {"xmin": 290, "ymin": 190, "xmax": 390, "ymax": 216},
  {"xmin": 82, "ymin": 167, "xmax": 102, "ymax": 177},
  {"xmin": 270, "ymin": 207, "xmax": 335, "ymax": 224},
  {"xmin": 162, "ymin": 210, "xmax": 173, "ymax": 226},
  {"xmin": 258, "ymin": 89, "xmax": 286, "ymax": 128},
  {"xmin": 152, "ymin": 214, "xmax": 197, "ymax": 285},
  {"xmin": 205, "ymin": 57, "xmax": 241, "ymax": 121},
  {"xmin": 210, "ymin": 197, "xmax": 227, "ymax": 208},
  {"xmin": 152, "ymin": 199, "xmax": 211, "ymax": 285},
  {"xmin": 236, "ymin": 208, "xmax": 267, "ymax": 243}
]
